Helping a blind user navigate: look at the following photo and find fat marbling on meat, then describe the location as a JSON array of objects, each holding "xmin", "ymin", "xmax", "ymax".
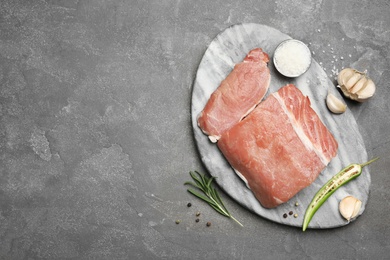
[{"xmin": 217, "ymin": 84, "xmax": 338, "ymax": 208}]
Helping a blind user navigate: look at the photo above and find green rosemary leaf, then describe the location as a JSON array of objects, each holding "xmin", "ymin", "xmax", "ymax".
[
  {"xmin": 209, "ymin": 202, "xmax": 228, "ymax": 216},
  {"xmin": 187, "ymin": 188, "xmax": 214, "ymax": 205},
  {"xmin": 189, "ymin": 171, "xmax": 206, "ymax": 191},
  {"xmin": 206, "ymin": 176, "xmax": 216, "ymax": 190},
  {"xmin": 184, "ymin": 171, "xmax": 243, "ymax": 227},
  {"xmin": 212, "ymin": 187, "xmax": 229, "ymax": 214},
  {"xmin": 183, "ymin": 181, "xmax": 198, "ymax": 188},
  {"xmin": 197, "ymin": 171, "xmax": 210, "ymax": 191}
]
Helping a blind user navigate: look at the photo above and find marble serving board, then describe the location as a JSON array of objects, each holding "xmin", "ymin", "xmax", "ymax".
[{"xmin": 191, "ymin": 23, "xmax": 370, "ymax": 229}]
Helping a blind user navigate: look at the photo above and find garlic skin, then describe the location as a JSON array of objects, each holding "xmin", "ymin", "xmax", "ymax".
[
  {"xmin": 326, "ymin": 92, "xmax": 347, "ymax": 114},
  {"xmin": 339, "ymin": 196, "xmax": 362, "ymax": 221},
  {"xmin": 337, "ymin": 68, "xmax": 376, "ymax": 102}
]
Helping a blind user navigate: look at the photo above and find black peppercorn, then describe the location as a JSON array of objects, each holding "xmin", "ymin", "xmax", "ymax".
[
  {"xmin": 283, "ymin": 213, "xmax": 288, "ymax": 218},
  {"xmin": 187, "ymin": 203, "xmax": 192, "ymax": 207}
]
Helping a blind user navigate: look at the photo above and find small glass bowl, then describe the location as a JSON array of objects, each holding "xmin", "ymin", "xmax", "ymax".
[{"xmin": 273, "ymin": 39, "xmax": 312, "ymax": 78}]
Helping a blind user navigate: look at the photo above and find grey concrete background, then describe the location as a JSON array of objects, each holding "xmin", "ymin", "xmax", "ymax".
[{"xmin": 0, "ymin": 0, "xmax": 389, "ymax": 259}]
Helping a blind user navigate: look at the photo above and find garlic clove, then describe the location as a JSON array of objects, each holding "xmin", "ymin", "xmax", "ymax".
[
  {"xmin": 326, "ymin": 92, "xmax": 347, "ymax": 114},
  {"xmin": 337, "ymin": 68, "xmax": 376, "ymax": 102},
  {"xmin": 345, "ymin": 72, "xmax": 362, "ymax": 90},
  {"xmin": 339, "ymin": 196, "xmax": 362, "ymax": 221},
  {"xmin": 350, "ymin": 76, "xmax": 367, "ymax": 94},
  {"xmin": 337, "ymin": 68, "xmax": 354, "ymax": 86},
  {"xmin": 357, "ymin": 79, "xmax": 376, "ymax": 101}
]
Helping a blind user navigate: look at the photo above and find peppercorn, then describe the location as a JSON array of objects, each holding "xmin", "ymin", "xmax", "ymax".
[
  {"xmin": 283, "ymin": 213, "xmax": 288, "ymax": 218},
  {"xmin": 187, "ymin": 202, "xmax": 192, "ymax": 207},
  {"xmin": 294, "ymin": 214, "xmax": 298, "ymax": 218},
  {"xmin": 295, "ymin": 202, "xmax": 299, "ymax": 207},
  {"xmin": 195, "ymin": 218, "xmax": 200, "ymax": 223},
  {"xmin": 175, "ymin": 220, "xmax": 181, "ymax": 224},
  {"xmin": 289, "ymin": 211, "xmax": 293, "ymax": 215},
  {"xmin": 206, "ymin": 222, "xmax": 211, "ymax": 227}
]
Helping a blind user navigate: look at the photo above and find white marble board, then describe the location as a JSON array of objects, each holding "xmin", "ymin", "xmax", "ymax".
[{"xmin": 191, "ymin": 23, "xmax": 370, "ymax": 229}]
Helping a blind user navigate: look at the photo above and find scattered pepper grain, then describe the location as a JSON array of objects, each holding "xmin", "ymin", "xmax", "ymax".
[
  {"xmin": 187, "ymin": 203, "xmax": 192, "ymax": 207},
  {"xmin": 289, "ymin": 211, "xmax": 293, "ymax": 215},
  {"xmin": 206, "ymin": 222, "xmax": 211, "ymax": 227},
  {"xmin": 195, "ymin": 218, "xmax": 200, "ymax": 223},
  {"xmin": 283, "ymin": 213, "xmax": 288, "ymax": 218}
]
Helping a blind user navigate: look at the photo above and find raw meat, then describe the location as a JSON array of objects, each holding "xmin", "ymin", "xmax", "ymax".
[
  {"xmin": 217, "ymin": 84, "xmax": 338, "ymax": 208},
  {"xmin": 197, "ymin": 48, "xmax": 270, "ymax": 142}
]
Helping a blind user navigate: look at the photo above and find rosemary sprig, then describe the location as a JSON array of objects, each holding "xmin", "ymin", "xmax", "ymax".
[{"xmin": 184, "ymin": 171, "xmax": 243, "ymax": 227}]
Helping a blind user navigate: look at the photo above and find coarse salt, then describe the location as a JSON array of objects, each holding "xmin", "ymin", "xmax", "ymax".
[{"xmin": 273, "ymin": 39, "xmax": 312, "ymax": 77}]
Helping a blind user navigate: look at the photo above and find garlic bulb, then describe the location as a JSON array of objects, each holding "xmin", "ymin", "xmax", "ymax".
[
  {"xmin": 339, "ymin": 196, "xmax": 362, "ymax": 221},
  {"xmin": 337, "ymin": 68, "xmax": 376, "ymax": 102},
  {"xmin": 326, "ymin": 92, "xmax": 347, "ymax": 114}
]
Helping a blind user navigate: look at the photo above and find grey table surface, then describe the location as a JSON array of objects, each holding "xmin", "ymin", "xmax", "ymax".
[{"xmin": 0, "ymin": 0, "xmax": 389, "ymax": 259}]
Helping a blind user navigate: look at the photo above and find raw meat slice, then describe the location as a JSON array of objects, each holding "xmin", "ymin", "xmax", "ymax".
[
  {"xmin": 197, "ymin": 48, "xmax": 270, "ymax": 142},
  {"xmin": 217, "ymin": 84, "xmax": 338, "ymax": 208}
]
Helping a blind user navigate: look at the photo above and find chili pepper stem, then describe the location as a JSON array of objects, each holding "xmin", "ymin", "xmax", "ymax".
[{"xmin": 359, "ymin": 157, "xmax": 379, "ymax": 168}]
